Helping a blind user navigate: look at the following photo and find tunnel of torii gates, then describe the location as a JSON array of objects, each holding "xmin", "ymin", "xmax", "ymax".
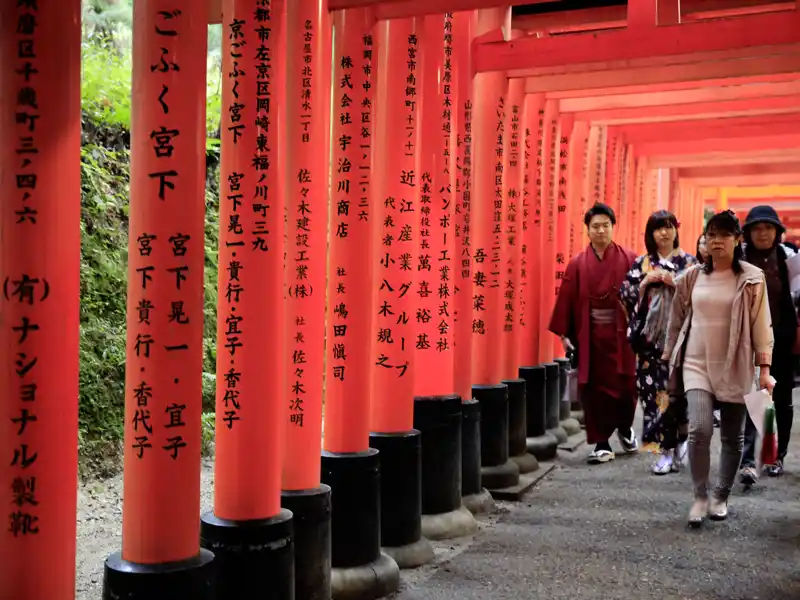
[{"xmin": 3, "ymin": 0, "xmax": 800, "ymax": 598}]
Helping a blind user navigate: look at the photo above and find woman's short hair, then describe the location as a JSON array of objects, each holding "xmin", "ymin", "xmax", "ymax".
[
  {"xmin": 703, "ymin": 210, "xmax": 743, "ymax": 274},
  {"xmin": 644, "ymin": 210, "xmax": 680, "ymax": 256},
  {"xmin": 583, "ymin": 202, "xmax": 616, "ymax": 227}
]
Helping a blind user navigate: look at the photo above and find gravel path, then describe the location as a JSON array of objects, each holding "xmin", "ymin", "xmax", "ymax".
[{"xmin": 76, "ymin": 405, "xmax": 800, "ymax": 600}]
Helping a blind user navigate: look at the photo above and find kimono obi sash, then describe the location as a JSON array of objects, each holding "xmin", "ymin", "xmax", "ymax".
[{"xmin": 590, "ymin": 308, "xmax": 615, "ymax": 325}]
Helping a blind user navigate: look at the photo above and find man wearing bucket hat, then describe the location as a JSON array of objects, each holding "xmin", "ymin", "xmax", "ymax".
[{"xmin": 739, "ymin": 205, "xmax": 798, "ymax": 483}]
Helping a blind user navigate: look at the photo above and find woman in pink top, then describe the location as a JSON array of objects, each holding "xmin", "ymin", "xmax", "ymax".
[{"xmin": 663, "ymin": 210, "xmax": 774, "ymax": 528}]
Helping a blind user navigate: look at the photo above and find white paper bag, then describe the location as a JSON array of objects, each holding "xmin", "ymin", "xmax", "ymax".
[
  {"xmin": 743, "ymin": 388, "xmax": 771, "ymax": 439},
  {"xmin": 743, "ymin": 381, "xmax": 775, "ymax": 471}
]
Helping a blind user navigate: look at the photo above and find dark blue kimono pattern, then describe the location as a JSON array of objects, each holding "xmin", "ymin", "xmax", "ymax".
[{"xmin": 619, "ymin": 250, "xmax": 696, "ymax": 452}]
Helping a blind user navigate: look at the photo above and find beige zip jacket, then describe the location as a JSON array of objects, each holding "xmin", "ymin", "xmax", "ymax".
[{"xmin": 662, "ymin": 262, "xmax": 774, "ymax": 403}]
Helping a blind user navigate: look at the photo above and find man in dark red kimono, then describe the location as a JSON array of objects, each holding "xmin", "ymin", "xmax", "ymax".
[{"xmin": 549, "ymin": 203, "xmax": 639, "ymax": 464}]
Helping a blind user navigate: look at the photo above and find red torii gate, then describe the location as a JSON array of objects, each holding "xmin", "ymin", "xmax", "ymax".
[{"xmin": 4, "ymin": 1, "xmax": 800, "ymax": 599}]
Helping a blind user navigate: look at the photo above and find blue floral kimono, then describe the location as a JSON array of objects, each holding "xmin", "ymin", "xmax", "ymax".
[{"xmin": 619, "ymin": 249, "xmax": 697, "ymax": 452}]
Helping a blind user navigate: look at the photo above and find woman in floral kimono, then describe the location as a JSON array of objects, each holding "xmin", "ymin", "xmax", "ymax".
[{"xmin": 620, "ymin": 210, "xmax": 697, "ymax": 474}]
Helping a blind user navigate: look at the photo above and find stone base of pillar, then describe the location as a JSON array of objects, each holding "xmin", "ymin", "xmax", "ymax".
[
  {"xmin": 547, "ymin": 426, "xmax": 569, "ymax": 444},
  {"xmin": 527, "ymin": 433, "xmax": 559, "ymax": 461},
  {"xmin": 572, "ymin": 409, "xmax": 585, "ymax": 426},
  {"xmin": 102, "ymin": 549, "xmax": 215, "ymax": 600},
  {"xmin": 330, "ymin": 553, "xmax": 400, "ymax": 600},
  {"xmin": 561, "ymin": 418, "xmax": 582, "ymax": 436},
  {"xmin": 381, "ymin": 537, "xmax": 435, "ymax": 569},
  {"xmin": 281, "ymin": 485, "xmax": 333, "ymax": 600},
  {"xmin": 199, "ymin": 509, "xmax": 293, "ymax": 600},
  {"xmin": 510, "ymin": 451, "xmax": 540, "ymax": 474},
  {"xmin": 481, "ymin": 458, "xmax": 520, "ymax": 490},
  {"xmin": 369, "ymin": 430, "xmax": 434, "ymax": 569},
  {"xmin": 462, "ymin": 488, "xmax": 496, "ymax": 515},
  {"xmin": 421, "ymin": 505, "xmax": 478, "ymax": 540},
  {"xmin": 321, "ymin": 449, "xmax": 400, "ymax": 600}
]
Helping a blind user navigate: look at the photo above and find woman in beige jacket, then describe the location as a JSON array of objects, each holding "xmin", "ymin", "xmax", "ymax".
[{"xmin": 663, "ymin": 210, "xmax": 774, "ymax": 528}]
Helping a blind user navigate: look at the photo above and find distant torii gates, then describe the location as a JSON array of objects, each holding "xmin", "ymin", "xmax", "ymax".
[{"xmin": 4, "ymin": 1, "xmax": 800, "ymax": 599}]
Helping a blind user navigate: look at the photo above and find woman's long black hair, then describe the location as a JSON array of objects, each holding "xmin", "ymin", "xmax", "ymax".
[
  {"xmin": 644, "ymin": 210, "xmax": 680, "ymax": 257},
  {"xmin": 703, "ymin": 210, "xmax": 744, "ymax": 274}
]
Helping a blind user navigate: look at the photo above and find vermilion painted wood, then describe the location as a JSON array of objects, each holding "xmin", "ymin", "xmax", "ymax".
[
  {"xmin": 474, "ymin": 9, "xmax": 800, "ymax": 72},
  {"xmin": 650, "ymin": 150, "xmax": 800, "ymax": 169},
  {"xmin": 557, "ymin": 80, "xmax": 800, "ymax": 112},
  {"xmin": 522, "ymin": 55, "xmax": 800, "ymax": 94},
  {"xmin": 634, "ymin": 134, "xmax": 800, "ymax": 156},
  {"xmin": 575, "ymin": 95, "xmax": 800, "ymax": 126}
]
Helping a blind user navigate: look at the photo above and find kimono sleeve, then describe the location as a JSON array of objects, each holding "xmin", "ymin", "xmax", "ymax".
[
  {"xmin": 619, "ymin": 255, "xmax": 646, "ymax": 318},
  {"xmin": 549, "ymin": 257, "xmax": 579, "ymax": 340}
]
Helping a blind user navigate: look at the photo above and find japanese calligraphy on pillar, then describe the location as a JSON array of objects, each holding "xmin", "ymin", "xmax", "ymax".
[
  {"xmin": 593, "ymin": 127, "xmax": 604, "ymax": 204},
  {"xmin": 121, "ymin": 2, "xmax": 207, "ymax": 564},
  {"xmin": 331, "ymin": 49, "xmax": 356, "ymax": 386},
  {"xmin": 130, "ymin": 8, "xmax": 196, "ymax": 467},
  {"xmin": 555, "ymin": 127, "xmax": 569, "ymax": 293},
  {"xmin": 416, "ymin": 16, "xmax": 454, "ymax": 365},
  {"xmin": 518, "ymin": 107, "xmax": 531, "ymax": 329},
  {"xmin": 375, "ymin": 31, "xmax": 417, "ymax": 380},
  {"xmin": 455, "ymin": 100, "xmax": 472, "ymax": 323},
  {"xmin": 288, "ymin": 16, "xmax": 319, "ymax": 428},
  {"xmin": 436, "ymin": 15, "xmax": 454, "ymax": 355},
  {"xmin": 329, "ymin": 31, "xmax": 373, "ymax": 387},
  {"xmin": 491, "ymin": 96, "xmax": 504, "ymax": 293},
  {"xmin": 218, "ymin": 16, "xmax": 248, "ymax": 431},
  {"xmin": 6, "ymin": 0, "xmax": 44, "ymax": 539},
  {"xmin": 359, "ymin": 35, "xmax": 373, "ymax": 224},
  {"xmin": 503, "ymin": 101, "xmax": 521, "ymax": 335},
  {"xmin": 546, "ymin": 114, "xmax": 558, "ymax": 248},
  {"xmin": 535, "ymin": 106, "xmax": 545, "ymax": 227},
  {"xmin": 451, "ymin": 10, "xmax": 473, "ymax": 401}
]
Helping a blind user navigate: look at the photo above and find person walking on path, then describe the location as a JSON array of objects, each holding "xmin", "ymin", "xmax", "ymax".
[
  {"xmin": 549, "ymin": 203, "xmax": 639, "ymax": 465},
  {"xmin": 663, "ymin": 210, "xmax": 775, "ymax": 528},
  {"xmin": 620, "ymin": 210, "xmax": 697, "ymax": 475},
  {"xmin": 739, "ymin": 206, "xmax": 798, "ymax": 484}
]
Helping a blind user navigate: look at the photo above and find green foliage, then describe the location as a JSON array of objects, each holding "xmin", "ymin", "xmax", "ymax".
[{"xmin": 78, "ymin": 18, "xmax": 223, "ymax": 478}]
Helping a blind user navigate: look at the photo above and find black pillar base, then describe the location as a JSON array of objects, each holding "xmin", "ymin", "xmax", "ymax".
[
  {"xmin": 199, "ymin": 509, "xmax": 293, "ymax": 600},
  {"xmin": 553, "ymin": 357, "xmax": 581, "ymax": 435},
  {"xmin": 503, "ymin": 378, "xmax": 539, "ymax": 474},
  {"xmin": 281, "ymin": 485, "xmax": 332, "ymax": 600},
  {"xmin": 461, "ymin": 398, "xmax": 482, "ymax": 498},
  {"xmin": 321, "ymin": 449, "xmax": 399, "ymax": 600},
  {"xmin": 472, "ymin": 384, "xmax": 520, "ymax": 490},
  {"xmin": 519, "ymin": 366, "xmax": 546, "ymax": 438},
  {"xmin": 102, "ymin": 550, "xmax": 215, "ymax": 600},
  {"xmin": 543, "ymin": 362, "xmax": 568, "ymax": 444},
  {"xmin": 413, "ymin": 395, "xmax": 477, "ymax": 540},
  {"xmin": 369, "ymin": 431, "xmax": 434, "ymax": 569},
  {"xmin": 413, "ymin": 395, "xmax": 462, "ymax": 514}
]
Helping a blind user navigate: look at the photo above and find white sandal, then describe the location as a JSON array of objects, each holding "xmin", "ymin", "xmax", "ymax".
[{"xmin": 587, "ymin": 449, "xmax": 615, "ymax": 464}]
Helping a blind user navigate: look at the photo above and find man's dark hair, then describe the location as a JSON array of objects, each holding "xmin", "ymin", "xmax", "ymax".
[
  {"xmin": 583, "ymin": 202, "xmax": 616, "ymax": 227},
  {"xmin": 703, "ymin": 210, "xmax": 743, "ymax": 275},
  {"xmin": 644, "ymin": 209, "xmax": 680, "ymax": 256}
]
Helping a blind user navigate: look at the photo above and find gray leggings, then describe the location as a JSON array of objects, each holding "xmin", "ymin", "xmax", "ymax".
[{"xmin": 687, "ymin": 389, "xmax": 747, "ymax": 501}]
